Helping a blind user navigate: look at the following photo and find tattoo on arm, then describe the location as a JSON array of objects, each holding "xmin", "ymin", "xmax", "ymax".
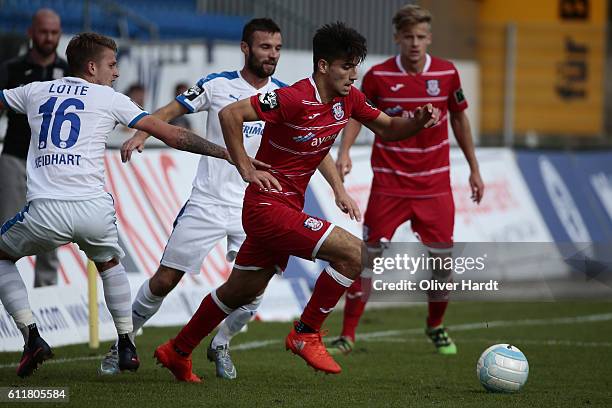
[{"xmin": 176, "ymin": 128, "xmax": 227, "ymax": 159}]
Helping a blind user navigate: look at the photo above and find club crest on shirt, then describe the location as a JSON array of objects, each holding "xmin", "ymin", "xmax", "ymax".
[
  {"xmin": 426, "ymin": 79, "xmax": 440, "ymax": 96},
  {"xmin": 258, "ymin": 91, "xmax": 279, "ymax": 111},
  {"xmin": 332, "ymin": 102, "xmax": 344, "ymax": 120},
  {"xmin": 304, "ymin": 217, "xmax": 324, "ymax": 231}
]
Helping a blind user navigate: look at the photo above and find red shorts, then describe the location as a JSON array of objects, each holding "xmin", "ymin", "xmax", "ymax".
[
  {"xmin": 363, "ymin": 192, "xmax": 454, "ymax": 249},
  {"xmin": 235, "ymin": 200, "xmax": 334, "ymax": 272}
]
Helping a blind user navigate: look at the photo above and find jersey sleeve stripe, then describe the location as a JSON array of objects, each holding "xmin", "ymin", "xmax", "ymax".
[
  {"xmin": 196, "ymin": 70, "xmax": 239, "ymax": 87},
  {"xmin": 271, "ymin": 77, "xmax": 289, "ymax": 88},
  {"xmin": 127, "ymin": 112, "xmax": 149, "ymax": 128},
  {"xmin": 0, "ymin": 90, "xmax": 12, "ymax": 110},
  {"xmin": 175, "ymin": 94, "xmax": 195, "ymax": 113}
]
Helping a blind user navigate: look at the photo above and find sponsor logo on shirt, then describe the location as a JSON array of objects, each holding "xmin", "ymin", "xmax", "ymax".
[
  {"xmin": 390, "ymin": 83, "xmax": 405, "ymax": 92},
  {"xmin": 243, "ymin": 122, "xmax": 264, "ymax": 138},
  {"xmin": 384, "ymin": 105, "xmax": 403, "ymax": 116},
  {"xmin": 307, "ymin": 112, "xmax": 321, "ymax": 120},
  {"xmin": 293, "ymin": 132, "xmax": 317, "ymax": 143},
  {"xmin": 303, "ymin": 217, "xmax": 324, "ymax": 231},
  {"xmin": 310, "ymin": 133, "xmax": 338, "ymax": 147},
  {"xmin": 258, "ymin": 91, "xmax": 279, "ymax": 111},
  {"xmin": 332, "ymin": 102, "xmax": 344, "ymax": 120},
  {"xmin": 426, "ymin": 79, "xmax": 440, "ymax": 96}
]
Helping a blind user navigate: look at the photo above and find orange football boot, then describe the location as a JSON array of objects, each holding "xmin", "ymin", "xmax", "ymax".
[
  {"xmin": 154, "ymin": 339, "xmax": 202, "ymax": 383},
  {"xmin": 285, "ymin": 326, "xmax": 341, "ymax": 374}
]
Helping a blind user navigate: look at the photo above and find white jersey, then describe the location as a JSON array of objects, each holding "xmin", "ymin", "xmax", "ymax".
[
  {"xmin": 176, "ymin": 70, "xmax": 287, "ymax": 207},
  {"xmin": 0, "ymin": 76, "xmax": 147, "ymax": 201}
]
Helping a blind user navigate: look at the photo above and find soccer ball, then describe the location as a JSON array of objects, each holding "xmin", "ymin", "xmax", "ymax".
[{"xmin": 476, "ymin": 344, "xmax": 529, "ymax": 393}]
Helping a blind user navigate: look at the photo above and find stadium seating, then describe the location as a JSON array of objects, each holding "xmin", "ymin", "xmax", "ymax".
[{"xmin": 0, "ymin": 0, "xmax": 248, "ymax": 41}]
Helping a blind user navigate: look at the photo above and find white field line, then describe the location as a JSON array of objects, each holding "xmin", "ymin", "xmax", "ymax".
[
  {"xmin": 1, "ymin": 312, "xmax": 610, "ymax": 368},
  {"xmin": 0, "ymin": 355, "xmax": 105, "ymax": 369},
  {"xmin": 361, "ymin": 337, "xmax": 612, "ymax": 348},
  {"xmin": 232, "ymin": 312, "xmax": 612, "ymax": 350}
]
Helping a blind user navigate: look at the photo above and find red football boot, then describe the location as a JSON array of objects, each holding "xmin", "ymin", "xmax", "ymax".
[
  {"xmin": 154, "ymin": 339, "xmax": 201, "ymax": 383},
  {"xmin": 285, "ymin": 327, "xmax": 341, "ymax": 374}
]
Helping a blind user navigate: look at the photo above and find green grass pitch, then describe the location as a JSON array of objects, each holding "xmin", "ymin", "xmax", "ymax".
[{"xmin": 1, "ymin": 301, "xmax": 611, "ymax": 407}]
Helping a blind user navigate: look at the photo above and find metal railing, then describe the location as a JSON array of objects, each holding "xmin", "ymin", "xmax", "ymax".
[{"xmin": 198, "ymin": 0, "xmax": 412, "ymax": 55}]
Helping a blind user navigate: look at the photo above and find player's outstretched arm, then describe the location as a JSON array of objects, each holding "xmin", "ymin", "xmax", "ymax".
[
  {"xmin": 131, "ymin": 115, "xmax": 229, "ymax": 161},
  {"xmin": 318, "ymin": 153, "xmax": 361, "ymax": 221},
  {"xmin": 362, "ymin": 104, "xmax": 440, "ymax": 142},
  {"xmin": 219, "ymin": 99, "xmax": 281, "ymax": 191},
  {"xmin": 121, "ymin": 100, "xmax": 189, "ymax": 162},
  {"xmin": 336, "ymin": 119, "xmax": 362, "ymax": 181},
  {"xmin": 451, "ymin": 110, "xmax": 484, "ymax": 203}
]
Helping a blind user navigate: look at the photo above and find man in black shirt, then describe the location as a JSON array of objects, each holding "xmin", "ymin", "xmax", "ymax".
[{"xmin": 0, "ymin": 9, "xmax": 68, "ymax": 287}]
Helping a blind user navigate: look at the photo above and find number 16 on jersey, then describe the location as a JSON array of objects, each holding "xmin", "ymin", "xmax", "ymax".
[{"xmin": 38, "ymin": 97, "xmax": 84, "ymax": 149}]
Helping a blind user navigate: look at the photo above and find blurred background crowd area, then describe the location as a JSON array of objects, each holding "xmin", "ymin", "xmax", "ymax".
[{"xmin": 0, "ymin": 0, "xmax": 609, "ymax": 149}]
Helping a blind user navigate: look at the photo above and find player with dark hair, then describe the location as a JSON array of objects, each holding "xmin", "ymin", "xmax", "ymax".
[
  {"xmin": 0, "ymin": 32, "xmax": 255, "ymax": 378},
  {"xmin": 330, "ymin": 4, "xmax": 484, "ymax": 356},
  {"xmin": 100, "ymin": 18, "xmax": 286, "ymax": 379},
  {"xmin": 152, "ymin": 22, "xmax": 440, "ymax": 382}
]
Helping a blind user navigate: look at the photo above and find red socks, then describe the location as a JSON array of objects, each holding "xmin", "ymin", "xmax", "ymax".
[
  {"xmin": 341, "ymin": 277, "xmax": 371, "ymax": 341},
  {"xmin": 426, "ymin": 299, "xmax": 449, "ymax": 328},
  {"xmin": 300, "ymin": 267, "xmax": 353, "ymax": 331},
  {"xmin": 173, "ymin": 293, "xmax": 229, "ymax": 354}
]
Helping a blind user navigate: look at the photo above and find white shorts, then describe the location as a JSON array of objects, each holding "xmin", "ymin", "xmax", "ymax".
[
  {"xmin": 160, "ymin": 201, "xmax": 245, "ymax": 275},
  {"xmin": 0, "ymin": 195, "xmax": 124, "ymax": 263}
]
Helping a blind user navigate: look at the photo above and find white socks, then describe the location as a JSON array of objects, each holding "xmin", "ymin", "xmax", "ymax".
[
  {"xmin": 0, "ymin": 260, "xmax": 34, "ymax": 343},
  {"xmin": 211, "ymin": 295, "xmax": 263, "ymax": 348},
  {"xmin": 130, "ymin": 278, "xmax": 165, "ymax": 341},
  {"xmin": 99, "ymin": 263, "xmax": 133, "ymax": 335}
]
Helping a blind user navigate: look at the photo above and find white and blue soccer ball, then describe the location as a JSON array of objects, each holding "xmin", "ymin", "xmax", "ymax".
[{"xmin": 477, "ymin": 344, "xmax": 529, "ymax": 393}]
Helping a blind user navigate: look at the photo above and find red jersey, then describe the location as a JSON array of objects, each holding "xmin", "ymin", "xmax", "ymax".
[
  {"xmin": 363, "ymin": 54, "xmax": 468, "ymax": 197},
  {"xmin": 248, "ymin": 77, "xmax": 380, "ymax": 209}
]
